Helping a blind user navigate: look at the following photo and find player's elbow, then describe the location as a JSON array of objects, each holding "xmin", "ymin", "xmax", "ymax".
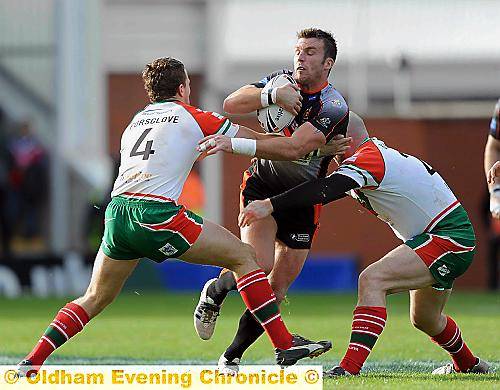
[
  {"xmin": 222, "ymin": 97, "xmax": 235, "ymax": 113},
  {"xmin": 223, "ymin": 96, "xmax": 243, "ymax": 114}
]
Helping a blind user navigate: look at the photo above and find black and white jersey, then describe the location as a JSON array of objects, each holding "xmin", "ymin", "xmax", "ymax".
[{"xmin": 250, "ymin": 69, "xmax": 349, "ymax": 191}]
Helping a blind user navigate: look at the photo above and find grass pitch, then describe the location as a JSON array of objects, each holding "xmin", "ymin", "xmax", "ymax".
[{"xmin": 1, "ymin": 292, "xmax": 498, "ymax": 389}]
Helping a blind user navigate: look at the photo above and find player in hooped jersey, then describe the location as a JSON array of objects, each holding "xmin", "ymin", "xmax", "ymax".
[
  {"xmin": 16, "ymin": 58, "xmax": 333, "ymax": 376},
  {"xmin": 193, "ymin": 28, "xmax": 350, "ymax": 373},
  {"xmin": 240, "ymin": 112, "xmax": 490, "ymax": 376},
  {"xmin": 484, "ymin": 98, "xmax": 500, "ymax": 218}
]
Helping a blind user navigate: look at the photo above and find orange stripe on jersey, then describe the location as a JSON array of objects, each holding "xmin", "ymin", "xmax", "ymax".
[
  {"xmin": 176, "ymin": 101, "xmax": 230, "ymax": 136},
  {"xmin": 240, "ymin": 170, "xmax": 252, "ymax": 210},
  {"xmin": 313, "ymin": 204, "xmax": 322, "ymax": 225},
  {"xmin": 345, "ymin": 140, "xmax": 386, "ymax": 184}
]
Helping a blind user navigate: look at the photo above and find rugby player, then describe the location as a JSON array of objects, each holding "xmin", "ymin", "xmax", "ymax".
[
  {"xmin": 484, "ymin": 99, "xmax": 500, "ymax": 218},
  {"xmin": 239, "ymin": 112, "xmax": 490, "ymax": 376},
  {"xmin": 16, "ymin": 57, "xmax": 332, "ymax": 377},
  {"xmin": 193, "ymin": 28, "xmax": 350, "ymax": 374}
]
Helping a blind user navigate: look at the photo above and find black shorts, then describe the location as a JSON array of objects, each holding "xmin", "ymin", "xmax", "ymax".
[{"xmin": 240, "ymin": 170, "xmax": 321, "ymax": 250}]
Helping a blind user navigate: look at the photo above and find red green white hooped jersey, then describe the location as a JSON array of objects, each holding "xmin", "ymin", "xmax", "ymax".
[
  {"xmin": 111, "ymin": 100, "xmax": 239, "ymax": 202},
  {"xmin": 335, "ymin": 138, "xmax": 459, "ymax": 241}
]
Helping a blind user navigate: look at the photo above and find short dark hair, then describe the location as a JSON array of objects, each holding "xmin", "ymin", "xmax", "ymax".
[
  {"xmin": 142, "ymin": 57, "xmax": 186, "ymax": 102},
  {"xmin": 297, "ymin": 28, "xmax": 337, "ymax": 63}
]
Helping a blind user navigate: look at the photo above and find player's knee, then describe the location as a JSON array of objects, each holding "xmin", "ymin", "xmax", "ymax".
[
  {"xmin": 358, "ymin": 267, "xmax": 386, "ymax": 294},
  {"xmin": 226, "ymin": 242, "xmax": 257, "ymax": 270}
]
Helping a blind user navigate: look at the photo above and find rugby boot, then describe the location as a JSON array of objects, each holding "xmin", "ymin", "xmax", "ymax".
[
  {"xmin": 194, "ymin": 278, "xmax": 220, "ymax": 340},
  {"xmin": 275, "ymin": 334, "xmax": 332, "ymax": 366}
]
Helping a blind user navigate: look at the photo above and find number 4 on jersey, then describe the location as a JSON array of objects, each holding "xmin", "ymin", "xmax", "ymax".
[{"xmin": 130, "ymin": 128, "xmax": 155, "ymax": 160}]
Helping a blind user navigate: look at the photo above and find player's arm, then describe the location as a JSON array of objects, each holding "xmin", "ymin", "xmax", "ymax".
[
  {"xmin": 238, "ymin": 173, "xmax": 360, "ymax": 227},
  {"xmin": 198, "ymin": 122, "xmax": 351, "ymax": 160},
  {"xmin": 485, "ymin": 136, "xmax": 500, "ymax": 185},
  {"xmin": 485, "ymin": 99, "xmax": 500, "ymax": 218},
  {"xmin": 223, "ymin": 85, "xmax": 302, "ymax": 115}
]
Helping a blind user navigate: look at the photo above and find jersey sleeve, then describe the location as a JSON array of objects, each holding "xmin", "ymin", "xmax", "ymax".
[
  {"xmin": 335, "ymin": 141, "xmax": 386, "ymax": 188},
  {"xmin": 489, "ymin": 99, "xmax": 500, "ymax": 139},
  {"xmin": 181, "ymin": 103, "xmax": 239, "ymax": 137},
  {"xmin": 308, "ymin": 97, "xmax": 349, "ymax": 141},
  {"xmin": 251, "ymin": 69, "xmax": 293, "ymax": 88}
]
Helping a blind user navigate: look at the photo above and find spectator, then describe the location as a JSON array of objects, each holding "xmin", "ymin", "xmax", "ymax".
[{"xmin": 8, "ymin": 120, "xmax": 48, "ymax": 241}]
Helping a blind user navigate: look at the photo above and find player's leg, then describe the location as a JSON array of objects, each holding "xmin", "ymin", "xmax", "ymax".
[
  {"xmin": 19, "ymin": 250, "xmax": 138, "ymax": 375},
  {"xmin": 193, "ymin": 172, "xmax": 277, "ymax": 340},
  {"xmin": 222, "ymin": 241, "xmax": 309, "ymax": 369},
  {"xmin": 213, "ymin": 217, "xmax": 277, "ymax": 370},
  {"xmin": 328, "ymin": 244, "xmax": 435, "ymax": 376},
  {"xmin": 410, "ymin": 287, "xmax": 489, "ymax": 374},
  {"xmin": 219, "ymin": 206, "xmax": 321, "ymax": 373},
  {"xmin": 180, "ymin": 218, "xmax": 330, "ymax": 365}
]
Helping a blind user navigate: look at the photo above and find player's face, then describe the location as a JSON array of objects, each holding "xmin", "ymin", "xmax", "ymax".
[
  {"xmin": 179, "ymin": 70, "xmax": 191, "ymax": 104},
  {"xmin": 294, "ymin": 38, "xmax": 329, "ymax": 86}
]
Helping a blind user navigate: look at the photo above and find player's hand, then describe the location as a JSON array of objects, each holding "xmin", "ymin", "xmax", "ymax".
[
  {"xmin": 490, "ymin": 194, "xmax": 500, "ymax": 219},
  {"xmin": 319, "ymin": 135, "xmax": 352, "ymax": 157},
  {"xmin": 197, "ymin": 134, "xmax": 232, "ymax": 155},
  {"xmin": 275, "ymin": 84, "xmax": 302, "ymax": 116},
  {"xmin": 487, "ymin": 161, "xmax": 500, "ymax": 184},
  {"xmin": 238, "ymin": 199, "xmax": 274, "ymax": 227}
]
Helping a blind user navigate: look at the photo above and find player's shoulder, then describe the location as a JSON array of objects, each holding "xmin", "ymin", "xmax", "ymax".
[
  {"xmin": 320, "ymin": 85, "xmax": 348, "ymax": 111},
  {"xmin": 342, "ymin": 138, "xmax": 386, "ymax": 184},
  {"xmin": 176, "ymin": 101, "xmax": 233, "ymax": 136}
]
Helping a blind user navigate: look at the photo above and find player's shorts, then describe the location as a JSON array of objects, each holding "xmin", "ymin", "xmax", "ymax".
[
  {"xmin": 101, "ymin": 195, "xmax": 203, "ymax": 262},
  {"xmin": 405, "ymin": 204, "xmax": 475, "ymax": 290},
  {"xmin": 240, "ymin": 170, "xmax": 321, "ymax": 250}
]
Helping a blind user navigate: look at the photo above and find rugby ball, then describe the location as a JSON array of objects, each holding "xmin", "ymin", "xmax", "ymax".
[{"xmin": 257, "ymin": 74, "xmax": 297, "ymax": 133}]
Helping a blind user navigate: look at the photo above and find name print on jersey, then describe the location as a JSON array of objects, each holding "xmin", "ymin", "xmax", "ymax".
[{"xmin": 131, "ymin": 115, "xmax": 180, "ymax": 128}]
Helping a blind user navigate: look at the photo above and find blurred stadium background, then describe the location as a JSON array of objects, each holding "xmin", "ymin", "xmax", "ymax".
[{"xmin": 0, "ymin": 1, "xmax": 498, "ymax": 386}]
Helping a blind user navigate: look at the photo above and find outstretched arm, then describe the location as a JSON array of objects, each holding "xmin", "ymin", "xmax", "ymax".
[
  {"xmin": 238, "ymin": 174, "xmax": 360, "ymax": 227},
  {"xmin": 198, "ymin": 123, "xmax": 351, "ymax": 161}
]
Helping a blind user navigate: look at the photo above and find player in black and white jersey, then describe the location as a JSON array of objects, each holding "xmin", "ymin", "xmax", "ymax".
[
  {"xmin": 193, "ymin": 28, "xmax": 350, "ymax": 373},
  {"xmin": 485, "ymin": 99, "xmax": 500, "ymax": 218}
]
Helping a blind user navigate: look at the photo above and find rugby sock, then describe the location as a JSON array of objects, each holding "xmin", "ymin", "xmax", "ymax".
[
  {"xmin": 224, "ymin": 309, "xmax": 265, "ymax": 361},
  {"xmin": 25, "ymin": 302, "xmax": 90, "ymax": 366},
  {"xmin": 340, "ymin": 306, "xmax": 387, "ymax": 375},
  {"xmin": 431, "ymin": 316, "xmax": 477, "ymax": 372},
  {"xmin": 207, "ymin": 270, "xmax": 237, "ymax": 305},
  {"xmin": 236, "ymin": 269, "xmax": 293, "ymax": 350}
]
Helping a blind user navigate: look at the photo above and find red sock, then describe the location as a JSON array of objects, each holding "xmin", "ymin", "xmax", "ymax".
[
  {"xmin": 26, "ymin": 302, "xmax": 90, "ymax": 367},
  {"xmin": 236, "ymin": 269, "xmax": 293, "ymax": 350},
  {"xmin": 431, "ymin": 316, "xmax": 477, "ymax": 372},
  {"xmin": 340, "ymin": 306, "xmax": 387, "ymax": 375}
]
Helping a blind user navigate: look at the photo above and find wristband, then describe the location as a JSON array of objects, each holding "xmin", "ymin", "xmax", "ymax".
[
  {"xmin": 270, "ymin": 88, "xmax": 278, "ymax": 104},
  {"xmin": 260, "ymin": 88, "xmax": 270, "ymax": 108},
  {"xmin": 231, "ymin": 138, "xmax": 256, "ymax": 157},
  {"xmin": 260, "ymin": 88, "xmax": 277, "ymax": 108}
]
